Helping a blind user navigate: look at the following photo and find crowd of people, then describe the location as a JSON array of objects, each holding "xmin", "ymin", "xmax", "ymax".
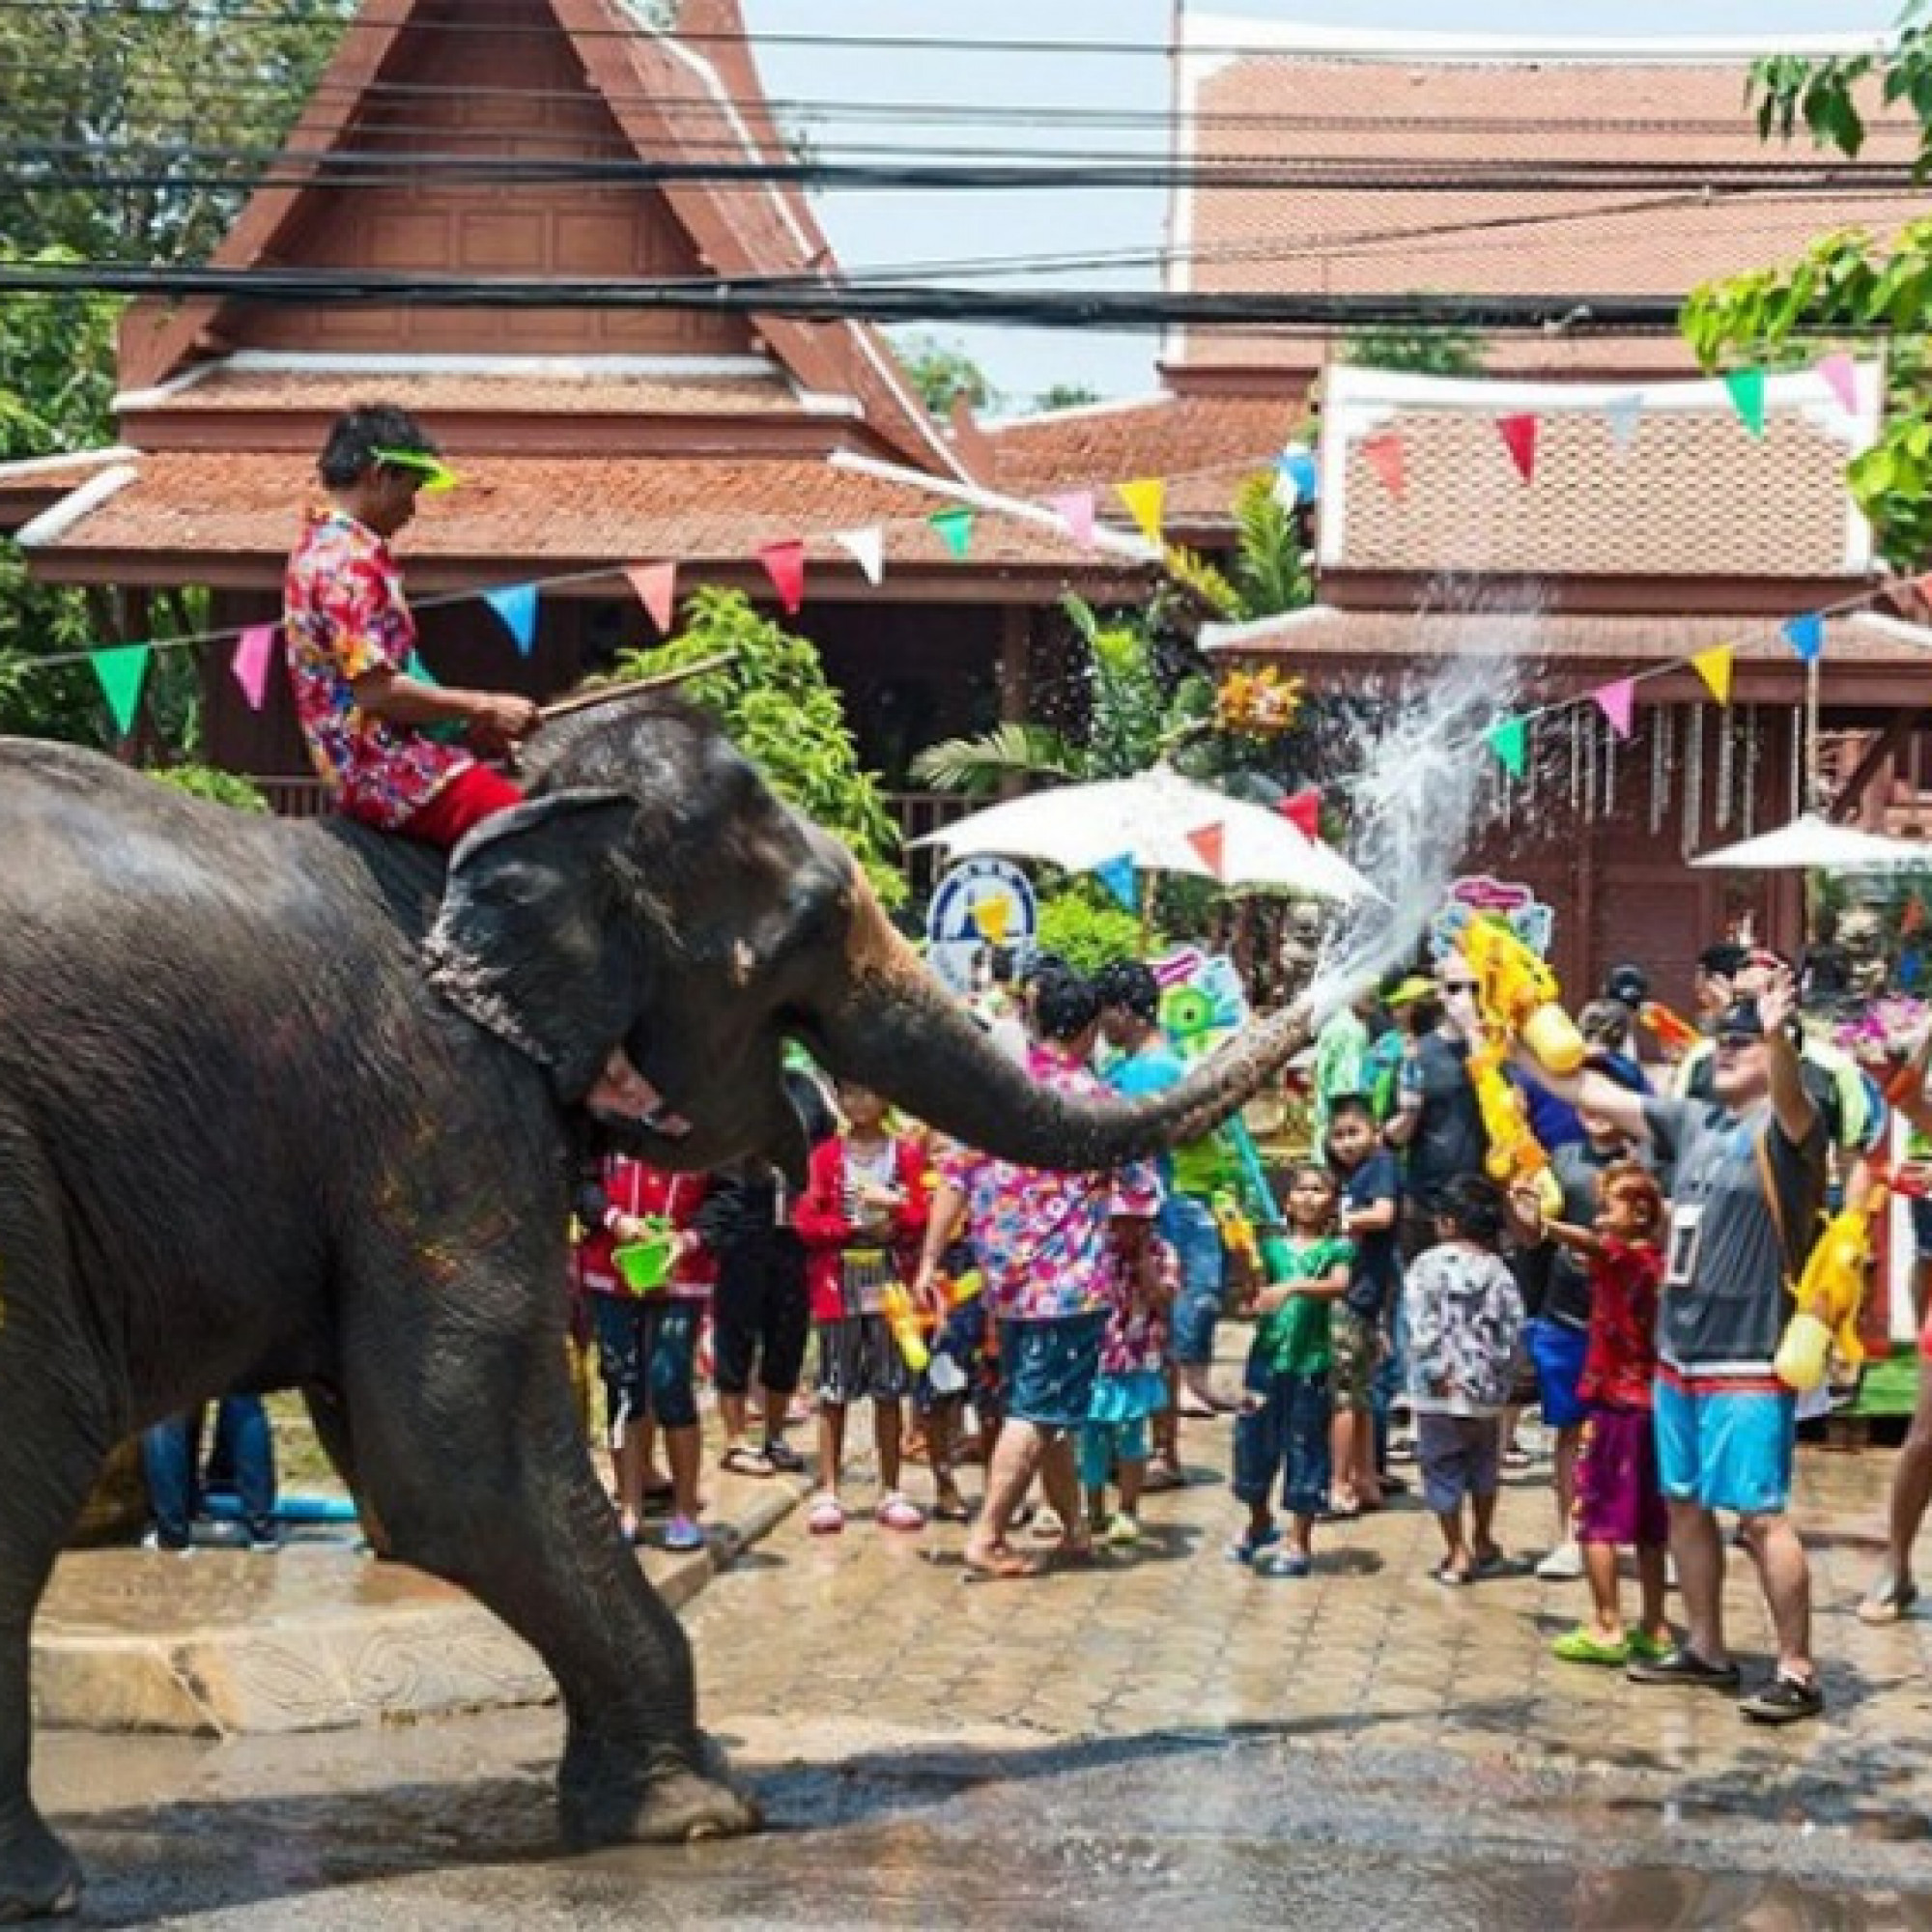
[{"xmin": 551, "ymin": 929, "xmax": 1932, "ymax": 1733}]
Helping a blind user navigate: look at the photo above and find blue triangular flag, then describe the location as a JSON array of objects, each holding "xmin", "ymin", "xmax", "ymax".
[
  {"xmin": 1094, "ymin": 852, "xmax": 1138, "ymax": 913},
  {"xmin": 1781, "ymin": 611, "xmax": 1825, "ymax": 665},
  {"xmin": 483, "ymin": 583, "xmax": 539, "ymax": 657}
]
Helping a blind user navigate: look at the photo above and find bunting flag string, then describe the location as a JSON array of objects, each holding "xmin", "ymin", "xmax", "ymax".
[
  {"xmin": 1591, "ymin": 677, "xmax": 1635, "ymax": 740},
  {"xmin": 1496, "ymin": 412, "xmax": 1538, "ymax": 484},
  {"xmin": 1094, "ymin": 852, "xmax": 1139, "ymax": 914},
  {"xmin": 92, "ymin": 641, "xmax": 151, "ymax": 738},
  {"xmin": 625, "ymin": 561, "xmax": 678, "ymax": 636},
  {"xmin": 757, "ymin": 538, "xmax": 807, "ymax": 616},
  {"xmin": 929, "ymin": 506, "xmax": 975, "ymax": 559},
  {"xmin": 483, "ymin": 582, "xmax": 539, "ymax": 657},
  {"xmin": 1116, "ymin": 477, "xmax": 1166, "ymax": 546},
  {"xmin": 1185, "ymin": 822, "xmax": 1226, "ymax": 879},
  {"xmin": 832, "ymin": 526, "xmax": 886, "ymax": 586},
  {"xmin": 230, "ymin": 624, "xmax": 277, "ymax": 711}
]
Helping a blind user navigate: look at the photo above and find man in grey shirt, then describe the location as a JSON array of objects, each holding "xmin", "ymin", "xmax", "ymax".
[{"xmin": 1526, "ymin": 967, "xmax": 1828, "ymax": 1724}]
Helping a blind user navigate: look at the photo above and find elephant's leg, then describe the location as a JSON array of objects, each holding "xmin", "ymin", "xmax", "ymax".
[
  {"xmin": 337, "ymin": 1276, "xmax": 757, "ymax": 1848},
  {"xmin": 0, "ymin": 1132, "xmax": 107, "ymax": 1918},
  {"xmin": 301, "ymin": 1382, "xmax": 391, "ymax": 1555}
]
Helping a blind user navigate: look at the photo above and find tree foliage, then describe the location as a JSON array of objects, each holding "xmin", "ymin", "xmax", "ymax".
[
  {"xmin": 609, "ymin": 586, "xmax": 905, "ymax": 909},
  {"xmin": 1683, "ymin": 12, "xmax": 1932, "ymax": 566},
  {"xmin": 1033, "ymin": 383, "xmax": 1102, "ymax": 411},
  {"xmin": 1034, "ymin": 883, "xmax": 1158, "ymax": 976},
  {"xmin": 892, "ymin": 332, "xmax": 1000, "ymax": 417},
  {"xmin": 1342, "ymin": 322, "xmax": 1489, "ymax": 377}
]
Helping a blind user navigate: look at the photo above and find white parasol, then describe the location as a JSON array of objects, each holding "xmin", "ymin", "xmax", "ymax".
[{"xmin": 1690, "ymin": 813, "xmax": 1928, "ymax": 872}]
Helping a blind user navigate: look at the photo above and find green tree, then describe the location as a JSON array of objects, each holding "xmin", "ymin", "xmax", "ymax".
[
  {"xmin": 1681, "ymin": 12, "xmax": 1932, "ymax": 565},
  {"xmin": 609, "ymin": 586, "xmax": 906, "ymax": 909},
  {"xmin": 1032, "ymin": 383, "xmax": 1102, "ymax": 411},
  {"xmin": 892, "ymin": 333, "xmax": 1000, "ymax": 417},
  {"xmin": 1342, "ymin": 321, "xmax": 1488, "ymax": 377}
]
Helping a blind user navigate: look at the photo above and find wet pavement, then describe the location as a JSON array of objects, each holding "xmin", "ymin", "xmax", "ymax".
[{"xmin": 32, "ymin": 1407, "xmax": 1932, "ymax": 1925}]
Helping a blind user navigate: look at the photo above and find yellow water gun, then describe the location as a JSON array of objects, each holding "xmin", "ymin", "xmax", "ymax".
[
  {"xmin": 1775, "ymin": 1187, "xmax": 1885, "ymax": 1392},
  {"xmin": 1211, "ymin": 1191, "xmax": 1263, "ymax": 1277},
  {"xmin": 942, "ymin": 1265, "xmax": 984, "ymax": 1307},
  {"xmin": 1467, "ymin": 1037, "xmax": 1562, "ymax": 1218},
  {"xmin": 1462, "ymin": 915, "xmax": 1586, "ymax": 1075},
  {"xmin": 879, "ymin": 1282, "xmax": 931, "ymax": 1373}
]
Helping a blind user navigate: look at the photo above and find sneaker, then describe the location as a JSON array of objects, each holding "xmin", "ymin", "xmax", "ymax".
[
  {"xmin": 1535, "ymin": 1541, "xmax": 1585, "ymax": 1581},
  {"xmin": 1226, "ymin": 1524, "xmax": 1282, "ymax": 1565},
  {"xmin": 662, "ymin": 1515, "xmax": 706, "ymax": 1553},
  {"xmin": 1104, "ymin": 1511, "xmax": 1143, "ymax": 1548},
  {"xmin": 1740, "ymin": 1672, "xmax": 1825, "ymax": 1725},
  {"xmin": 1626, "ymin": 1646, "xmax": 1741, "ymax": 1691},
  {"xmin": 140, "ymin": 1529, "xmax": 194, "ymax": 1557}
]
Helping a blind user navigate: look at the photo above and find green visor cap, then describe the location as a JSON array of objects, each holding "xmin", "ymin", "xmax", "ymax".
[{"xmin": 372, "ymin": 446, "xmax": 461, "ymax": 494}]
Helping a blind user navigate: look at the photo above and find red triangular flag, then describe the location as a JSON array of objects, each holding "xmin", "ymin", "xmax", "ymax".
[
  {"xmin": 625, "ymin": 561, "xmax": 677, "ymax": 636},
  {"xmin": 757, "ymin": 539, "xmax": 806, "ymax": 616},
  {"xmin": 1359, "ymin": 431, "xmax": 1406, "ymax": 500},
  {"xmin": 1591, "ymin": 677, "xmax": 1636, "ymax": 740},
  {"xmin": 1186, "ymin": 822, "xmax": 1226, "ymax": 879},
  {"xmin": 1280, "ymin": 787, "xmax": 1321, "ymax": 838},
  {"xmin": 1496, "ymin": 412, "xmax": 1538, "ymax": 483}
]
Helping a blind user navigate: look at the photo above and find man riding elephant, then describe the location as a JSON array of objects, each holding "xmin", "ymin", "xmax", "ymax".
[{"xmin": 0, "ymin": 696, "xmax": 1320, "ymax": 1920}]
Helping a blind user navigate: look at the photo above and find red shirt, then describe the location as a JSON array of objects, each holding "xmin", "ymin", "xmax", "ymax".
[
  {"xmin": 793, "ymin": 1133, "xmax": 931, "ymax": 1324},
  {"xmin": 576, "ymin": 1159, "xmax": 715, "ymax": 1301},
  {"xmin": 1578, "ymin": 1236, "xmax": 1664, "ymax": 1410}
]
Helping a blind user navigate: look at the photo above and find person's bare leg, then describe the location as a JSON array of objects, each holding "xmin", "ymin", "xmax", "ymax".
[
  {"xmin": 1740, "ymin": 1512, "xmax": 1814, "ymax": 1682},
  {"xmin": 1117, "ymin": 1454, "xmax": 1146, "ymax": 1519},
  {"xmin": 1039, "ymin": 1433, "xmax": 1090, "ymax": 1555},
  {"xmin": 664, "ymin": 1423, "xmax": 701, "ymax": 1525},
  {"xmin": 1580, "ymin": 1538, "xmax": 1625, "ymax": 1642},
  {"xmin": 875, "ymin": 1398, "xmax": 904, "ymax": 1498},
  {"xmin": 1668, "ymin": 1500, "xmax": 1729, "ymax": 1665},
  {"xmin": 1635, "ymin": 1543, "xmax": 1671, "ymax": 1646},
  {"xmin": 1330, "ymin": 1407, "xmax": 1360, "ymax": 1511},
  {"xmin": 758, "ymin": 1384, "xmax": 793, "ymax": 1459},
  {"xmin": 1435, "ymin": 1505, "xmax": 1470, "ymax": 1576},
  {"xmin": 611, "ymin": 1427, "xmax": 644, "ymax": 1541},
  {"xmin": 1470, "ymin": 1488, "xmax": 1501, "ymax": 1565},
  {"xmin": 637, "ymin": 1416, "xmax": 666, "ymax": 1496},
  {"xmin": 1865, "ymin": 1378, "xmax": 1932, "ymax": 1616},
  {"xmin": 1552, "ymin": 1425, "xmax": 1580, "ymax": 1542},
  {"xmin": 926, "ymin": 1398, "xmax": 968, "ymax": 1514},
  {"xmin": 718, "ymin": 1390, "xmax": 750, "ymax": 1451},
  {"xmin": 816, "ymin": 1401, "xmax": 847, "ymax": 1501},
  {"xmin": 967, "ymin": 1419, "xmax": 1044, "ymax": 1569}
]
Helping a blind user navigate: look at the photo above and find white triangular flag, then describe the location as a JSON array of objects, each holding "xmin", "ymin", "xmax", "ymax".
[
  {"xmin": 833, "ymin": 526, "xmax": 886, "ymax": 586},
  {"xmin": 1605, "ymin": 392, "xmax": 1643, "ymax": 453}
]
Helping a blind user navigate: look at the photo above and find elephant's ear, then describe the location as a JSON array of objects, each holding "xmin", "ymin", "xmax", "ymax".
[{"xmin": 424, "ymin": 788, "xmax": 660, "ymax": 1097}]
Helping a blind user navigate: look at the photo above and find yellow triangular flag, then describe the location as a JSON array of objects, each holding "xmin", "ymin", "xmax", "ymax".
[
  {"xmin": 1116, "ymin": 477, "xmax": 1166, "ymax": 545},
  {"xmin": 1690, "ymin": 643, "xmax": 1735, "ymax": 706}
]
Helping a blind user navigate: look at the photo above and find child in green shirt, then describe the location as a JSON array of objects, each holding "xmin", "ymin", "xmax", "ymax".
[{"xmin": 1228, "ymin": 1163, "xmax": 1353, "ymax": 1577}]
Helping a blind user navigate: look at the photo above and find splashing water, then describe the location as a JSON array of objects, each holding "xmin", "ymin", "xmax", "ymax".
[{"xmin": 1303, "ymin": 643, "xmax": 1522, "ymax": 1024}]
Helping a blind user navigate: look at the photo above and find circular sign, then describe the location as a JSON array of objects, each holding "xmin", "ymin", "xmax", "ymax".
[{"xmin": 925, "ymin": 857, "xmax": 1038, "ymax": 993}]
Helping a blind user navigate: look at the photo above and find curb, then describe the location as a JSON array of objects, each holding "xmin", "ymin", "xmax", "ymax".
[{"xmin": 32, "ymin": 1474, "xmax": 805, "ymax": 1738}]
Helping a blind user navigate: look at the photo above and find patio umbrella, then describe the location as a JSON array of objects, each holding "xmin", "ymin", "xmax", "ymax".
[
  {"xmin": 916, "ymin": 766, "xmax": 1376, "ymax": 901},
  {"xmin": 1690, "ymin": 813, "xmax": 1928, "ymax": 872}
]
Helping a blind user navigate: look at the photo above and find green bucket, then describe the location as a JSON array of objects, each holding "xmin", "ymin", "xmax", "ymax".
[{"xmin": 612, "ymin": 1236, "xmax": 673, "ymax": 1295}]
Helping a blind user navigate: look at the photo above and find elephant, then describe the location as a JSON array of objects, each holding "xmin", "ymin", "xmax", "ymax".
[{"xmin": 0, "ymin": 696, "xmax": 1313, "ymax": 1920}]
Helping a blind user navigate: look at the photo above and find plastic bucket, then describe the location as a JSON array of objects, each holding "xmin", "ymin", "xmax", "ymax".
[{"xmin": 613, "ymin": 1238, "xmax": 673, "ymax": 1295}]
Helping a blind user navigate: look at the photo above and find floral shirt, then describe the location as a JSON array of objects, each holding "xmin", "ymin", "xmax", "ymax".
[
  {"xmin": 1578, "ymin": 1236, "xmax": 1664, "ymax": 1410},
  {"xmin": 942, "ymin": 1043, "xmax": 1162, "ymax": 1323},
  {"xmin": 1406, "ymin": 1239, "xmax": 1523, "ymax": 1416},
  {"xmin": 282, "ymin": 507, "xmax": 471, "ymax": 827}
]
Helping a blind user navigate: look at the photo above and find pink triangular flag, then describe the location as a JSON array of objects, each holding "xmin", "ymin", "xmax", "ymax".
[
  {"xmin": 1280, "ymin": 787, "xmax": 1321, "ymax": 838},
  {"xmin": 230, "ymin": 623, "xmax": 276, "ymax": 711},
  {"xmin": 1591, "ymin": 677, "xmax": 1636, "ymax": 740},
  {"xmin": 757, "ymin": 539, "xmax": 807, "ymax": 616},
  {"xmin": 832, "ymin": 526, "xmax": 885, "ymax": 585},
  {"xmin": 625, "ymin": 561, "xmax": 677, "ymax": 636},
  {"xmin": 1048, "ymin": 490, "xmax": 1096, "ymax": 551},
  {"xmin": 1186, "ymin": 822, "xmax": 1226, "ymax": 879},
  {"xmin": 1496, "ymin": 412, "xmax": 1538, "ymax": 484},
  {"xmin": 1816, "ymin": 352, "xmax": 1859, "ymax": 415},
  {"xmin": 1359, "ymin": 431, "xmax": 1406, "ymax": 501}
]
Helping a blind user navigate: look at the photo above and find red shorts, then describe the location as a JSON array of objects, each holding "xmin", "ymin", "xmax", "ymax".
[
  {"xmin": 395, "ymin": 764, "xmax": 526, "ymax": 849},
  {"xmin": 1573, "ymin": 1404, "xmax": 1669, "ymax": 1548}
]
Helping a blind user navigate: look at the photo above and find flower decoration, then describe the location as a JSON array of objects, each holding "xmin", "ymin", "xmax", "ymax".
[{"xmin": 1213, "ymin": 667, "xmax": 1304, "ymax": 739}]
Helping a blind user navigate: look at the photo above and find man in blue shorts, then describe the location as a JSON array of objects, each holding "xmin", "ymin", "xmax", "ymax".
[{"xmin": 1527, "ymin": 966, "xmax": 1828, "ymax": 1723}]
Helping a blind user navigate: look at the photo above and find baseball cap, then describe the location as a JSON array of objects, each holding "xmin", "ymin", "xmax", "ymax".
[
  {"xmin": 1383, "ymin": 975, "xmax": 1435, "ymax": 1009},
  {"xmin": 1605, "ymin": 964, "xmax": 1649, "ymax": 1007},
  {"xmin": 1714, "ymin": 1001, "xmax": 1766, "ymax": 1041}
]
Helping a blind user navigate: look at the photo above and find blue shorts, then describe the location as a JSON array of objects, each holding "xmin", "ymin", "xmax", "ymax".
[
  {"xmin": 1160, "ymin": 1194, "xmax": 1225, "ymax": 1366},
  {"xmin": 1526, "ymin": 1317, "xmax": 1591, "ymax": 1430},
  {"xmin": 1653, "ymin": 1378, "xmax": 1795, "ymax": 1516},
  {"xmin": 999, "ymin": 1311, "xmax": 1107, "ymax": 1432}
]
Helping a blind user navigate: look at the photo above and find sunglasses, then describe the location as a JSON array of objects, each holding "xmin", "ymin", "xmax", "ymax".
[{"xmin": 1440, "ymin": 980, "xmax": 1478, "ymax": 994}]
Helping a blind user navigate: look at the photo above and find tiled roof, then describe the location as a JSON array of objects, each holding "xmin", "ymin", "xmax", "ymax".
[
  {"xmin": 985, "ymin": 394, "xmax": 1303, "ymax": 517},
  {"xmin": 21, "ymin": 451, "xmax": 1135, "ymax": 582},
  {"xmin": 1173, "ymin": 39, "xmax": 1917, "ymax": 378},
  {"xmin": 125, "ymin": 363, "xmax": 811, "ymax": 418},
  {"xmin": 1319, "ymin": 365, "xmax": 1877, "ymax": 581}
]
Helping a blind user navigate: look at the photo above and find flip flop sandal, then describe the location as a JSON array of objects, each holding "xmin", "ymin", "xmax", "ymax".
[
  {"xmin": 1433, "ymin": 1563, "xmax": 1473, "ymax": 1587},
  {"xmin": 1740, "ymin": 1673, "xmax": 1825, "ymax": 1724},
  {"xmin": 1857, "ymin": 1577, "xmax": 1919, "ymax": 1626},
  {"xmin": 932, "ymin": 1496, "xmax": 975, "ymax": 1523},
  {"xmin": 1255, "ymin": 1550, "xmax": 1313, "ymax": 1578},
  {"xmin": 1142, "ymin": 1463, "xmax": 1187, "ymax": 1492},
  {"xmin": 720, "ymin": 1444, "xmax": 775, "ymax": 1478},
  {"xmin": 962, "ymin": 1548, "xmax": 1044, "ymax": 1582},
  {"xmin": 761, "ymin": 1440, "xmax": 807, "ymax": 1474}
]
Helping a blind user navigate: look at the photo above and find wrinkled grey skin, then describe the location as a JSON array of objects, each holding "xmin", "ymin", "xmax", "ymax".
[{"xmin": 0, "ymin": 698, "xmax": 1312, "ymax": 1920}]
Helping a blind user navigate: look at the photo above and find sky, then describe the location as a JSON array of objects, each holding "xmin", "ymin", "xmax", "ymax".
[{"xmin": 740, "ymin": 0, "xmax": 1898, "ymax": 409}]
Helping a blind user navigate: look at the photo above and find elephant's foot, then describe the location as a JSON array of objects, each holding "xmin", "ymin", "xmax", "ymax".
[
  {"xmin": 558, "ymin": 1737, "xmax": 760, "ymax": 1851},
  {"xmin": 0, "ymin": 1814, "xmax": 82, "ymax": 1922}
]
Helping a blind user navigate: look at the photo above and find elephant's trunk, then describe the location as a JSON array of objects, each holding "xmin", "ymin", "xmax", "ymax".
[{"xmin": 809, "ymin": 881, "xmax": 1313, "ymax": 1169}]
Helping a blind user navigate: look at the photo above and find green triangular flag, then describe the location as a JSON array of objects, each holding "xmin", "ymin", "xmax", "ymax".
[
  {"xmin": 1723, "ymin": 367, "xmax": 1767, "ymax": 439},
  {"xmin": 929, "ymin": 506, "xmax": 975, "ymax": 559},
  {"xmin": 92, "ymin": 642, "xmax": 152, "ymax": 738},
  {"xmin": 1486, "ymin": 715, "xmax": 1528, "ymax": 781}
]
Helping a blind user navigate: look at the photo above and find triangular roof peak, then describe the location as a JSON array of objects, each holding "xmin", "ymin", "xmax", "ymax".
[{"xmin": 119, "ymin": 0, "xmax": 965, "ymax": 479}]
